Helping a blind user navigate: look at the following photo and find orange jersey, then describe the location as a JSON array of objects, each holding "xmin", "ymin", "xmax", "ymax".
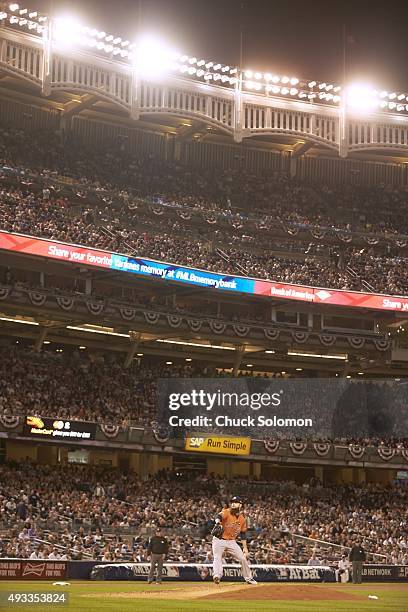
[{"xmin": 220, "ymin": 508, "xmax": 247, "ymax": 540}]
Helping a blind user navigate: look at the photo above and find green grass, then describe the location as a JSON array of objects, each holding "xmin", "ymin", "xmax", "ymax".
[{"xmin": 0, "ymin": 581, "xmax": 406, "ymax": 612}]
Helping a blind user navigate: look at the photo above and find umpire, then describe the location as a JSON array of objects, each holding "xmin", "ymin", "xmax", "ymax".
[
  {"xmin": 349, "ymin": 539, "xmax": 366, "ymax": 584},
  {"xmin": 147, "ymin": 527, "xmax": 169, "ymax": 584}
]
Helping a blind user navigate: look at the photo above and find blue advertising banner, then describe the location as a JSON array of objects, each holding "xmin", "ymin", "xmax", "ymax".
[
  {"xmin": 110, "ymin": 255, "xmax": 255, "ymax": 293},
  {"xmin": 90, "ymin": 563, "xmax": 335, "ymax": 583}
]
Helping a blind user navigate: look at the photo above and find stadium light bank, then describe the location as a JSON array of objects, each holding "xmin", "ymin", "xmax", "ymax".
[{"xmin": 2, "ymin": 4, "xmax": 408, "ymax": 113}]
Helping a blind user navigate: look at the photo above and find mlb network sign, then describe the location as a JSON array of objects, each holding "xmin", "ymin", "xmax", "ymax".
[{"xmin": 185, "ymin": 435, "xmax": 251, "ymax": 456}]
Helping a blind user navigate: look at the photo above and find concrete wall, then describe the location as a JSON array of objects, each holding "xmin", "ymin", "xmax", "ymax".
[{"xmin": 6, "ymin": 441, "xmax": 38, "ymax": 463}]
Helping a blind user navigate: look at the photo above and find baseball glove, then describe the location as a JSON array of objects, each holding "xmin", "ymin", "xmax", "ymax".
[{"xmin": 211, "ymin": 523, "xmax": 224, "ymax": 538}]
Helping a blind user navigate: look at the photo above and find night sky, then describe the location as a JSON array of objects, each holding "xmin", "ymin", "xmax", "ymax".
[{"xmin": 35, "ymin": 0, "xmax": 408, "ymax": 90}]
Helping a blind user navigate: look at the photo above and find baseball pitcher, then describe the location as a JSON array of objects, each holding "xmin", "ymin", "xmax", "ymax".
[{"xmin": 211, "ymin": 496, "xmax": 257, "ymax": 585}]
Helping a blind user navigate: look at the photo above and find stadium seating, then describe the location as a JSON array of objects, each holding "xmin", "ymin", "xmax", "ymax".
[
  {"xmin": 1, "ymin": 126, "xmax": 408, "ymax": 295},
  {"xmin": 1, "ymin": 464, "xmax": 406, "ymax": 566}
]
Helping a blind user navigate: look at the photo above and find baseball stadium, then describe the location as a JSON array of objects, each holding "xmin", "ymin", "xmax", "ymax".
[{"xmin": 0, "ymin": 0, "xmax": 407, "ymax": 610}]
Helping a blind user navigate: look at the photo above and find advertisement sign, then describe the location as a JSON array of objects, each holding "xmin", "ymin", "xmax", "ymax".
[
  {"xmin": 1, "ymin": 560, "xmax": 407, "ymax": 583},
  {"xmin": 1, "ymin": 230, "xmax": 407, "ymax": 311},
  {"xmin": 185, "ymin": 435, "xmax": 251, "ymax": 455},
  {"xmin": 90, "ymin": 562, "xmax": 335, "ymax": 582},
  {"xmin": 0, "ymin": 561, "xmax": 67, "ymax": 580},
  {"xmin": 23, "ymin": 416, "xmax": 97, "ymax": 441},
  {"xmin": 362, "ymin": 565, "xmax": 408, "ymax": 582}
]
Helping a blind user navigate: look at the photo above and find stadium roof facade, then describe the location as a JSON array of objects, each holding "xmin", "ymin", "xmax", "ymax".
[{"xmin": 0, "ymin": 4, "xmax": 408, "ymax": 170}]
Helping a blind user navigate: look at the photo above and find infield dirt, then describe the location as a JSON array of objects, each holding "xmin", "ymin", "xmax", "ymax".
[{"xmin": 82, "ymin": 583, "xmax": 365, "ymax": 601}]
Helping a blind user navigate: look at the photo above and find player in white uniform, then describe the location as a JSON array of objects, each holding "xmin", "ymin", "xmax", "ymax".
[{"xmin": 336, "ymin": 555, "xmax": 351, "ymax": 583}]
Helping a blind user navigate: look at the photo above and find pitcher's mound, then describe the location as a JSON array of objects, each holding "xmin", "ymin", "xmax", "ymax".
[{"xmin": 201, "ymin": 584, "xmax": 363, "ymax": 601}]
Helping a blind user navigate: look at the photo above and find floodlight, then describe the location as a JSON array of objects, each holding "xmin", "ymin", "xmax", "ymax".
[
  {"xmin": 264, "ymin": 73, "xmax": 272, "ymax": 81},
  {"xmin": 290, "ymin": 77, "xmax": 299, "ymax": 85},
  {"xmin": 346, "ymin": 85, "xmax": 378, "ymax": 111},
  {"xmin": 246, "ymin": 80, "xmax": 261, "ymax": 90},
  {"xmin": 388, "ymin": 92, "xmax": 396, "ymax": 99},
  {"xmin": 397, "ymin": 93, "xmax": 405, "ymax": 100},
  {"xmin": 281, "ymin": 75, "xmax": 289, "ymax": 83},
  {"xmin": 245, "ymin": 70, "xmax": 253, "ymax": 78},
  {"xmin": 281, "ymin": 87, "xmax": 289, "ymax": 94},
  {"xmin": 134, "ymin": 35, "xmax": 173, "ymax": 77},
  {"xmin": 53, "ymin": 16, "xmax": 82, "ymax": 47},
  {"xmin": 9, "ymin": 3, "xmax": 19, "ymax": 10},
  {"xmin": 290, "ymin": 87, "xmax": 298, "ymax": 95},
  {"xmin": 308, "ymin": 81, "xmax": 316, "ymax": 87},
  {"xmin": 254, "ymin": 71, "xmax": 262, "ymax": 79}
]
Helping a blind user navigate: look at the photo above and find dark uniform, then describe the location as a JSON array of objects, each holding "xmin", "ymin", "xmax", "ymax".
[
  {"xmin": 349, "ymin": 543, "xmax": 366, "ymax": 584},
  {"xmin": 147, "ymin": 528, "xmax": 169, "ymax": 584}
]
